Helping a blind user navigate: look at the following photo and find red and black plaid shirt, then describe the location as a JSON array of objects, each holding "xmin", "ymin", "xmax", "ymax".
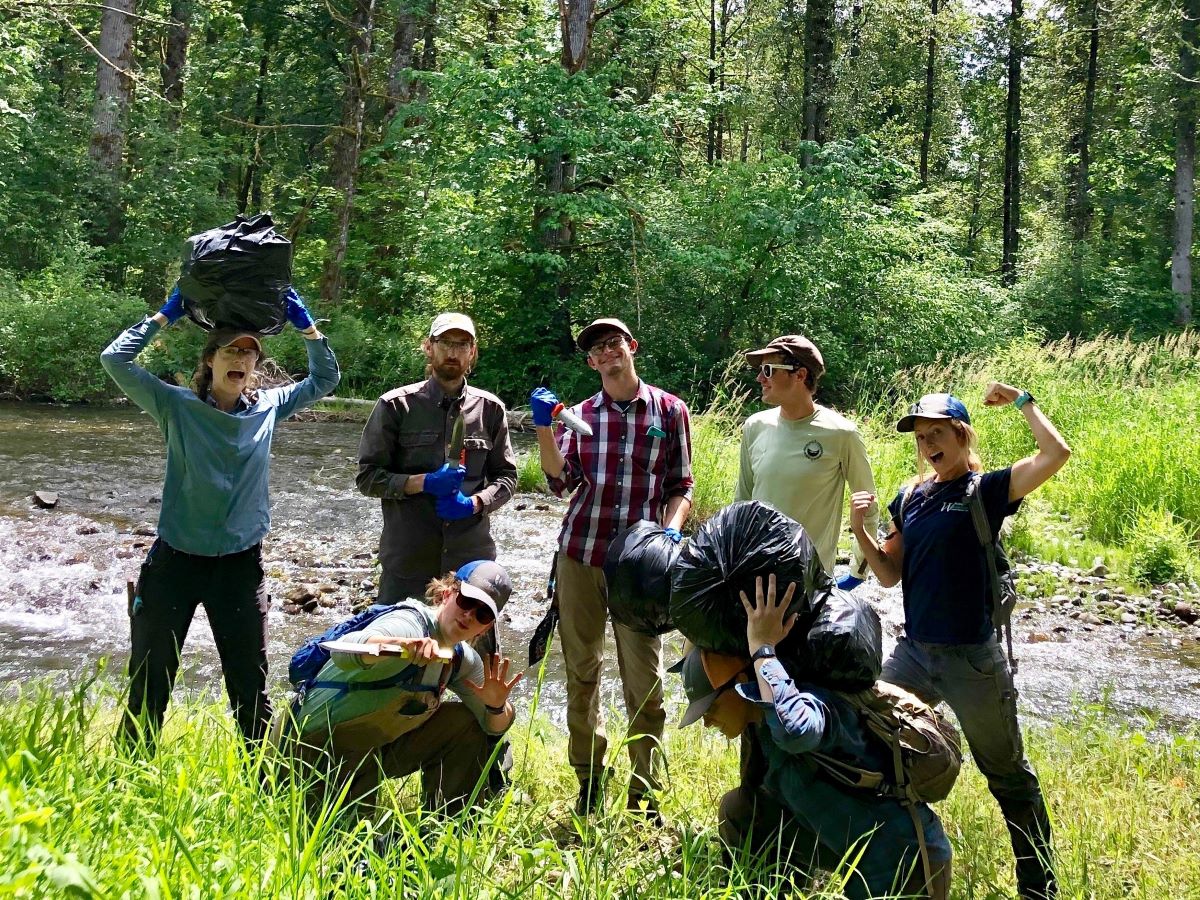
[{"xmin": 546, "ymin": 381, "xmax": 694, "ymax": 567}]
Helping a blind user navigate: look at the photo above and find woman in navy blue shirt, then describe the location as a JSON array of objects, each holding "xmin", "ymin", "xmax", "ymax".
[{"xmin": 848, "ymin": 383, "xmax": 1070, "ymax": 899}]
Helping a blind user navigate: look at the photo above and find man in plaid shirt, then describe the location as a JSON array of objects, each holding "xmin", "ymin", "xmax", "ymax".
[{"xmin": 531, "ymin": 318, "xmax": 693, "ymax": 820}]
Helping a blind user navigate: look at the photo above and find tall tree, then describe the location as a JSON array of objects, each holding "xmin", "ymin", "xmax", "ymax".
[
  {"xmin": 160, "ymin": 0, "xmax": 190, "ymax": 130},
  {"xmin": 321, "ymin": 0, "xmax": 378, "ymax": 303},
  {"xmin": 802, "ymin": 0, "xmax": 835, "ymax": 165},
  {"xmin": 1001, "ymin": 0, "xmax": 1023, "ymax": 286},
  {"xmin": 88, "ymin": 0, "xmax": 137, "ymax": 245},
  {"xmin": 920, "ymin": 0, "xmax": 939, "ymax": 185},
  {"xmin": 1065, "ymin": 0, "xmax": 1099, "ymax": 245},
  {"xmin": 1172, "ymin": 0, "xmax": 1199, "ymax": 325}
]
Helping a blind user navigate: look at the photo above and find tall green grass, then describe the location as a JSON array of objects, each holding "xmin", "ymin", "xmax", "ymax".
[{"xmin": 2, "ymin": 672, "xmax": 1198, "ymax": 898}]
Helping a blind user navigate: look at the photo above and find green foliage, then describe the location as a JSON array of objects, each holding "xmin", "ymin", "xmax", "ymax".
[
  {"xmin": 1128, "ymin": 507, "xmax": 1197, "ymax": 586},
  {"xmin": 0, "ymin": 250, "xmax": 149, "ymax": 401},
  {"xmin": 2, "ymin": 673, "xmax": 1199, "ymax": 897}
]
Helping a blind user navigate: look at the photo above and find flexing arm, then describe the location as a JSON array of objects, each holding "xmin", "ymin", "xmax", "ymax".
[
  {"xmin": 849, "ymin": 492, "xmax": 904, "ymax": 587},
  {"xmin": 983, "ymin": 382, "xmax": 1071, "ymax": 502}
]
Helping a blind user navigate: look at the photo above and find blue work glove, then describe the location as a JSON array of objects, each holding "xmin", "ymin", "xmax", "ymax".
[
  {"xmin": 664, "ymin": 527, "xmax": 683, "ymax": 543},
  {"xmin": 157, "ymin": 284, "xmax": 186, "ymax": 324},
  {"xmin": 423, "ymin": 463, "xmax": 465, "ymax": 498},
  {"xmin": 836, "ymin": 574, "xmax": 864, "ymax": 591},
  {"xmin": 436, "ymin": 491, "xmax": 476, "ymax": 521},
  {"xmin": 530, "ymin": 387, "xmax": 559, "ymax": 428},
  {"xmin": 284, "ymin": 287, "xmax": 316, "ymax": 331}
]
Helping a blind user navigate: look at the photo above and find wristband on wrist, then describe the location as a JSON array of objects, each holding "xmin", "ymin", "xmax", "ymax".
[
  {"xmin": 1014, "ymin": 390, "xmax": 1035, "ymax": 410},
  {"xmin": 485, "ymin": 703, "xmax": 507, "ymax": 715},
  {"xmin": 751, "ymin": 645, "xmax": 777, "ymax": 662}
]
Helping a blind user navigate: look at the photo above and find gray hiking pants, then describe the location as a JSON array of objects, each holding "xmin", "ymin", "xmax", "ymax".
[{"xmin": 883, "ymin": 636, "xmax": 1055, "ymax": 899}]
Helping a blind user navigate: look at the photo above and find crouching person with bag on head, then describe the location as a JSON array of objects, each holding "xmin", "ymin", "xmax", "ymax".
[
  {"xmin": 679, "ymin": 575, "xmax": 951, "ymax": 900},
  {"xmin": 273, "ymin": 561, "xmax": 522, "ymax": 820}
]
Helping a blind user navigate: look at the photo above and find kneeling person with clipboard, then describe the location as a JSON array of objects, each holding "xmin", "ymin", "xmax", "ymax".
[{"xmin": 275, "ymin": 561, "xmax": 522, "ymax": 819}]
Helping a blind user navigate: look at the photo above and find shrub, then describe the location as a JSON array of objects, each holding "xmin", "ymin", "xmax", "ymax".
[{"xmin": 1128, "ymin": 506, "xmax": 1196, "ymax": 586}]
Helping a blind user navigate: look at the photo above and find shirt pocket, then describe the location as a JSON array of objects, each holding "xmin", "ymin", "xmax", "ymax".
[
  {"xmin": 397, "ymin": 428, "xmax": 442, "ymax": 472},
  {"xmin": 463, "ymin": 437, "xmax": 492, "ymax": 480},
  {"xmin": 632, "ymin": 424, "xmax": 667, "ymax": 477}
]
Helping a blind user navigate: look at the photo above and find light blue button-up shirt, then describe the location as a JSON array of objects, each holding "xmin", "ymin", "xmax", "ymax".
[{"xmin": 100, "ymin": 318, "xmax": 340, "ymax": 556}]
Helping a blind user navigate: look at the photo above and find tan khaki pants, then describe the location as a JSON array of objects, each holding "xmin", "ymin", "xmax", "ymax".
[{"xmin": 555, "ymin": 554, "xmax": 665, "ymax": 794}]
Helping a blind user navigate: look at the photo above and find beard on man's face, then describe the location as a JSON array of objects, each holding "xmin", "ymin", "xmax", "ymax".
[{"xmin": 431, "ymin": 356, "xmax": 467, "ymax": 381}]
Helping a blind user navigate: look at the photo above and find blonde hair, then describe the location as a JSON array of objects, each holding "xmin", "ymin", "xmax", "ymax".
[
  {"xmin": 424, "ymin": 573, "xmax": 462, "ymax": 605},
  {"xmin": 907, "ymin": 420, "xmax": 982, "ymax": 488}
]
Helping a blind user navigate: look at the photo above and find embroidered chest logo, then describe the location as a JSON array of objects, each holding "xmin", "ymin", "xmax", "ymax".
[{"xmin": 803, "ymin": 440, "xmax": 824, "ymax": 460}]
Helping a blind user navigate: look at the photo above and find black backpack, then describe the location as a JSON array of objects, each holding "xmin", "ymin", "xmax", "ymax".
[{"xmin": 964, "ymin": 473, "xmax": 1020, "ymax": 672}]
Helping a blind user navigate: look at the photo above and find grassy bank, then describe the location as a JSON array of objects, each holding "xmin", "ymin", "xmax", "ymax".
[
  {"xmin": 2, "ymin": 671, "xmax": 1198, "ymax": 898},
  {"xmin": 655, "ymin": 334, "xmax": 1199, "ymax": 586}
]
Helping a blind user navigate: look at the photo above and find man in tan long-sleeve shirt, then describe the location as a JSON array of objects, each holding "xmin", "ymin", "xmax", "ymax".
[{"xmin": 734, "ymin": 335, "xmax": 879, "ymax": 589}]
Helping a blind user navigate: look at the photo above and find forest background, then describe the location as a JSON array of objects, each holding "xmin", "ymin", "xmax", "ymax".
[{"xmin": 1, "ymin": 0, "xmax": 1197, "ymax": 410}]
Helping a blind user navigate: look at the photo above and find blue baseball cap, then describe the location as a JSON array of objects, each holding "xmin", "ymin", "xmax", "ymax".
[{"xmin": 896, "ymin": 393, "xmax": 971, "ymax": 433}]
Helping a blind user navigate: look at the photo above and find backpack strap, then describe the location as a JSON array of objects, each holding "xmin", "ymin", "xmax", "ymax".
[{"xmin": 965, "ymin": 474, "xmax": 1018, "ymax": 673}]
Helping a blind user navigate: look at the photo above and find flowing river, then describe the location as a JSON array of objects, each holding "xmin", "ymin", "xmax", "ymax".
[{"xmin": 1, "ymin": 402, "xmax": 1198, "ymax": 734}]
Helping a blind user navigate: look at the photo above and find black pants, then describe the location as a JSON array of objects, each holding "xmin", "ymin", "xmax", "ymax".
[{"xmin": 121, "ymin": 539, "xmax": 271, "ymax": 750}]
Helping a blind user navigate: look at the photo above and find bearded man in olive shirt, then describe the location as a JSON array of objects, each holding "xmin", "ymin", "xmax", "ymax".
[
  {"xmin": 357, "ymin": 313, "xmax": 517, "ymax": 604},
  {"xmin": 735, "ymin": 335, "xmax": 879, "ymax": 588}
]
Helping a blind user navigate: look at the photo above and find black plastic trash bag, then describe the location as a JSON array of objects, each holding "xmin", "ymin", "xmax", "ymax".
[
  {"xmin": 794, "ymin": 589, "xmax": 882, "ymax": 691},
  {"xmin": 604, "ymin": 521, "xmax": 680, "ymax": 635},
  {"xmin": 179, "ymin": 213, "xmax": 292, "ymax": 334},
  {"xmin": 669, "ymin": 501, "xmax": 831, "ymax": 655}
]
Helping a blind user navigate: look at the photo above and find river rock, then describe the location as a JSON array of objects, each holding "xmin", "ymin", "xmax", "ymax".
[
  {"xmin": 76, "ymin": 524, "xmax": 100, "ymax": 535},
  {"xmin": 133, "ymin": 525, "xmax": 156, "ymax": 537},
  {"xmin": 1120, "ymin": 612, "xmax": 1137, "ymax": 624},
  {"xmin": 1079, "ymin": 612, "xmax": 1103, "ymax": 626},
  {"xmin": 318, "ymin": 582, "xmax": 337, "ymax": 594},
  {"xmin": 1090, "ymin": 563, "xmax": 1108, "ymax": 577},
  {"xmin": 283, "ymin": 602, "xmax": 303, "ymax": 615},
  {"xmin": 32, "ymin": 491, "xmax": 58, "ymax": 508},
  {"xmin": 284, "ymin": 584, "xmax": 320, "ymax": 604},
  {"xmin": 1174, "ymin": 602, "xmax": 1198, "ymax": 624},
  {"xmin": 318, "ymin": 594, "xmax": 338, "ymax": 608},
  {"xmin": 1094, "ymin": 589, "xmax": 1110, "ymax": 603}
]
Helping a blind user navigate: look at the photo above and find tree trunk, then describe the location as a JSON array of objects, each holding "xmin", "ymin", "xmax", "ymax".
[
  {"xmin": 920, "ymin": 0, "xmax": 938, "ymax": 186},
  {"xmin": 237, "ymin": 36, "xmax": 273, "ymax": 215},
  {"xmin": 1066, "ymin": 0, "xmax": 1099, "ymax": 244},
  {"xmin": 384, "ymin": 2, "xmax": 421, "ymax": 121},
  {"xmin": 161, "ymin": 0, "xmax": 190, "ymax": 129},
  {"xmin": 965, "ymin": 150, "xmax": 985, "ymax": 262},
  {"xmin": 1172, "ymin": 0, "xmax": 1200, "ymax": 325},
  {"xmin": 88, "ymin": 0, "xmax": 137, "ymax": 246},
  {"xmin": 320, "ymin": 0, "xmax": 377, "ymax": 304},
  {"xmin": 802, "ymin": 0, "xmax": 834, "ymax": 165},
  {"xmin": 1001, "ymin": 0, "xmax": 1023, "ymax": 287},
  {"xmin": 707, "ymin": 0, "xmax": 717, "ymax": 164}
]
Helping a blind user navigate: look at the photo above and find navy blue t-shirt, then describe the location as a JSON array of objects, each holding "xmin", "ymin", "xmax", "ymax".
[{"xmin": 888, "ymin": 468, "xmax": 1021, "ymax": 644}]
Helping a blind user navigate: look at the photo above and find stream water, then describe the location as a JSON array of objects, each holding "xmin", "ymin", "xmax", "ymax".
[{"xmin": 1, "ymin": 402, "xmax": 1197, "ymax": 734}]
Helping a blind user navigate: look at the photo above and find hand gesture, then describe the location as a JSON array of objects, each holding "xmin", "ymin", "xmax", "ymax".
[
  {"xmin": 983, "ymin": 381, "xmax": 1021, "ymax": 407},
  {"xmin": 284, "ymin": 287, "xmax": 316, "ymax": 332},
  {"xmin": 158, "ymin": 284, "xmax": 186, "ymax": 325},
  {"xmin": 739, "ymin": 574, "xmax": 799, "ymax": 655},
  {"xmin": 848, "ymin": 490, "xmax": 875, "ymax": 534},
  {"xmin": 465, "ymin": 653, "xmax": 524, "ymax": 710},
  {"xmin": 530, "ymin": 387, "xmax": 560, "ymax": 428}
]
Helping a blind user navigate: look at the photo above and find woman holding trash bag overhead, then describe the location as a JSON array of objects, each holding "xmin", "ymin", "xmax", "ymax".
[
  {"xmin": 100, "ymin": 284, "xmax": 339, "ymax": 752},
  {"xmin": 849, "ymin": 383, "xmax": 1070, "ymax": 900}
]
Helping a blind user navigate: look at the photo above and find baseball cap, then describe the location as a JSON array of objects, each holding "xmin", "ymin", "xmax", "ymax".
[
  {"xmin": 676, "ymin": 648, "xmax": 753, "ymax": 727},
  {"xmin": 430, "ymin": 313, "xmax": 477, "ymax": 339},
  {"xmin": 744, "ymin": 335, "xmax": 825, "ymax": 378},
  {"xmin": 454, "ymin": 560, "xmax": 512, "ymax": 620},
  {"xmin": 576, "ymin": 317, "xmax": 634, "ymax": 352},
  {"xmin": 211, "ymin": 329, "xmax": 264, "ymax": 354},
  {"xmin": 895, "ymin": 393, "xmax": 971, "ymax": 433}
]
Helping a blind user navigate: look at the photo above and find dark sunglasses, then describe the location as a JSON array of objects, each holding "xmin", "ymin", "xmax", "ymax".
[
  {"xmin": 455, "ymin": 591, "xmax": 496, "ymax": 625},
  {"xmin": 754, "ymin": 363, "xmax": 798, "ymax": 378}
]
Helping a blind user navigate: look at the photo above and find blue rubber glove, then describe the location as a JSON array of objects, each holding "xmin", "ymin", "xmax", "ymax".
[
  {"xmin": 436, "ymin": 491, "xmax": 476, "ymax": 521},
  {"xmin": 423, "ymin": 463, "xmax": 465, "ymax": 498},
  {"xmin": 836, "ymin": 574, "xmax": 864, "ymax": 591},
  {"xmin": 158, "ymin": 284, "xmax": 186, "ymax": 324},
  {"xmin": 284, "ymin": 287, "xmax": 316, "ymax": 331},
  {"xmin": 530, "ymin": 387, "xmax": 559, "ymax": 428},
  {"xmin": 664, "ymin": 527, "xmax": 683, "ymax": 543}
]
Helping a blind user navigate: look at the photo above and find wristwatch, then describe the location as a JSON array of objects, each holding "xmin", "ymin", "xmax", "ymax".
[
  {"xmin": 1014, "ymin": 390, "xmax": 1035, "ymax": 410},
  {"xmin": 751, "ymin": 645, "xmax": 777, "ymax": 662}
]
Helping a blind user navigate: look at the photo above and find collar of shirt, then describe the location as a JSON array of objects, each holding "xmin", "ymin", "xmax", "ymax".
[
  {"xmin": 421, "ymin": 376, "xmax": 469, "ymax": 408},
  {"xmin": 205, "ymin": 393, "xmax": 251, "ymax": 413},
  {"xmin": 594, "ymin": 379, "xmax": 650, "ymax": 411}
]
